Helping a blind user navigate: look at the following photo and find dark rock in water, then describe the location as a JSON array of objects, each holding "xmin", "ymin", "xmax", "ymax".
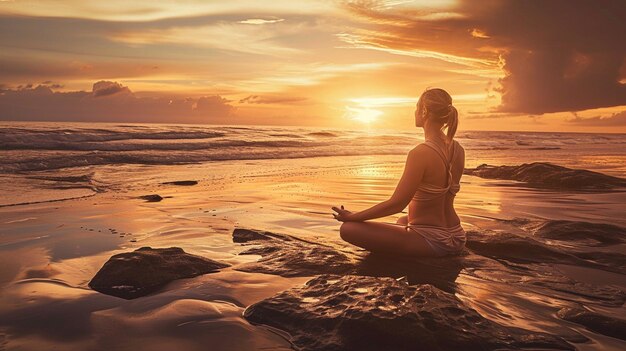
[
  {"xmin": 466, "ymin": 230, "xmax": 625, "ymax": 275},
  {"xmin": 162, "ymin": 180, "xmax": 198, "ymax": 186},
  {"xmin": 496, "ymin": 219, "xmax": 626, "ymax": 274},
  {"xmin": 233, "ymin": 228, "xmax": 273, "ymax": 243},
  {"xmin": 233, "ymin": 228, "xmax": 355, "ymax": 277},
  {"xmin": 558, "ymin": 307, "xmax": 626, "ymax": 341},
  {"xmin": 464, "ymin": 162, "xmax": 626, "ymax": 190},
  {"xmin": 138, "ymin": 194, "xmax": 163, "ymax": 202},
  {"xmin": 89, "ymin": 247, "xmax": 229, "ymax": 299},
  {"xmin": 531, "ymin": 220, "xmax": 626, "ymax": 246},
  {"xmin": 498, "ymin": 217, "xmax": 533, "ymax": 227},
  {"xmin": 244, "ymin": 274, "xmax": 574, "ymax": 351},
  {"xmin": 571, "ymin": 251, "xmax": 626, "ymax": 275},
  {"xmin": 466, "ymin": 230, "xmax": 584, "ymax": 265}
]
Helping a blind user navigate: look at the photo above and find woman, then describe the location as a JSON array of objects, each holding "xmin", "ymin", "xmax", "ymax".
[{"xmin": 331, "ymin": 88, "xmax": 465, "ymax": 257}]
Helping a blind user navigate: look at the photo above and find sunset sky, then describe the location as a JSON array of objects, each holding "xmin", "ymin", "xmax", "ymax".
[{"xmin": 1, "ymin": 0, "xmax": 625, "ymax": 132}]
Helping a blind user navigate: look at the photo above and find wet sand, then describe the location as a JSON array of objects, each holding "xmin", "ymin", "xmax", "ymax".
[{"xmin": 0, "ymin": 155, "xmax": 625, "ymax": 350}]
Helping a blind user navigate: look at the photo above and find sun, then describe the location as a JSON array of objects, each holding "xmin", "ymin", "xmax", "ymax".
[{"xmin": 344, "ymin": 106, "xmax": 383, "ymax": 123}]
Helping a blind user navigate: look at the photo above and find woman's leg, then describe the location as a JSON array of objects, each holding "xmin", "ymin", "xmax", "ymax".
[{"xmin": 340, "ymin": 221, "xmax": 437, "ymax": 257}]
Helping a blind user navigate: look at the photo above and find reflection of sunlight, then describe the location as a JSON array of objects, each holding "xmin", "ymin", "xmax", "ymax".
[
  {"xmin": 576, "ymin": 155, "xmax": 626, "ymax": 177},
  {"xmin": 456, "ymin": 180, "xmax": 503, "ymax": 215},
  {"xmin": 352, "ymin": 161, "xmax": 400, "ymax": 201},
  {"xmin": 456, "ymin": 275, "xmax": 542, "ymax": 331},
  {"xmin": 355, "ymin": 164, "xmax": 387, "ymax": 178}
]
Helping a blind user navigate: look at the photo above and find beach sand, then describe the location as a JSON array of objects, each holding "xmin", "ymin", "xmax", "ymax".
[{"xmin": 1, "ymin": 154, "xmax": 625, "ymax": 350}]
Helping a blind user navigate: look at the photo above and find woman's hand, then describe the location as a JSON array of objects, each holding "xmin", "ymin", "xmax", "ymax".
[{"xmin": 331, "ymin": 205, "xmax": 355, "ymax": 222}]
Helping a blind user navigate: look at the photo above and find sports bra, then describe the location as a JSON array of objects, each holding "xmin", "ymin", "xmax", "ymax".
[{"xmin": 412, "ymin": 139, "xmax": 460, "ymax": 201}]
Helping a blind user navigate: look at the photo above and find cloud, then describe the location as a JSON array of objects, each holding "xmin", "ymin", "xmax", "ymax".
[
  {"xmin": 40, "ymin": 81, "xmax": 64, "ymax": 89},
  {"xmin": 0, "ymin": 56, "xmax": 166, "ymax": 83},
  {"xmin": 238, "ymin": 95, "xmax": 307, "ymax": 104},
  {"xmin": 0, "ymin": 81, "xmax": 234, "ymax": 123},
  {"xmin": 342, "ymin": 0, "xmax": 626, "ymax": 114},
  {"xmin": 0, "ymin": 1, "xmax": 335, "ymax": 21},
  {"xmin": 238, "ymin": 18, "xmax": 285, "ymax": 25},
  {"xmin": 92, "ymin": 81, "xmax": 131, "ymax": 97},
  {"xmin": 567, "ymin": 111, "xmax": 626, "ymax": 126},
  {"xmin": 463, "ymin": 112, "xmax": 525, "ymax": 120}
]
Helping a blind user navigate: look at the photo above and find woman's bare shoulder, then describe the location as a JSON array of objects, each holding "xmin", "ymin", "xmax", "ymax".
[
  {"xmin": 409, "ymin": 143, "xmax": 431, "ymax": 155},
  {"xmin": 456, "ymin": 140, "xmax": 465, "ymax": 154}
]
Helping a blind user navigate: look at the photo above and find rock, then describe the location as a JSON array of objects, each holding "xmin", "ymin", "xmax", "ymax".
[
  {"xmin": 162, "ymin": 180, "xmax": 198, "ymax": 186},
  {"xmin": 233, "ymin": 228, "xmax": 355, "ymax": 277},
  {"xmin": 494, "ymin": 219, "xmax": 626, "ymax": 274},
  {"xmin": 466, "ymin": 229, "xmax": 626, "ymax": 276},
  {"xmin": 557, "ymin": 307, "xmax": 626, "ymax": 340},
  {"xmin": 89, "ymin": 247, "xmax": 229, "ymax": 299},
  {"xmin": 465, "ymin": 230, "xmax": 584, "ymax": 265},
  {"xmin": 531, "ymin": 220, "xmax": 626, "ymax": 246},
  {"xmin": 138, "ymin": 194, "xmax": 163, "ymax": 202},
  {"xmin": 233, "ymin": 228, "xmax": 273, "ymax": 243},
  {"xmin": 571, "ymin": 251, "xmax": 626, "ymax": 275},
  {"xmin": 244, "ymin": 274, "xmax": 573, "ymax": 351},
  {"xmin": 464, "ymin": 162, "xmax": 626, "ymax": 190}
]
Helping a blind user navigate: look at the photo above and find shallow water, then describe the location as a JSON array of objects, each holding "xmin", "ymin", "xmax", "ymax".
[{"xmin": 0, "ymin": 123, "xmax": 625, "ymax": 350}]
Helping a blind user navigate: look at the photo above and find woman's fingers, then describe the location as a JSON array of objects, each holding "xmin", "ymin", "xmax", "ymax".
[
  {"xmin": 331, "ymin": 206, "xmax": 351, "ymax": 222},
  {"xmin": 331, "ymin": 206, "xmax": 344, "ymax": 213}
]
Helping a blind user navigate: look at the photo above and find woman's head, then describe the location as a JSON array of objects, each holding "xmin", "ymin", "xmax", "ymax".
[{"xmin": 414, "ymin": 88, "xmax": 458, "ymax": 143}]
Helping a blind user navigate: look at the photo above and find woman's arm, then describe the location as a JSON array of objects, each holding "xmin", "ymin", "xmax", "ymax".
[{"xmin": 337, "ymin": 146, "xmax": 426, "ymax": 222}]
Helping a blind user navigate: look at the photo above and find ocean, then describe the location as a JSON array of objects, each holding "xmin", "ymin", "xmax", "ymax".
[{"xmin": 1, "ymin": 122, "xmax": 625, "ymax": 207}]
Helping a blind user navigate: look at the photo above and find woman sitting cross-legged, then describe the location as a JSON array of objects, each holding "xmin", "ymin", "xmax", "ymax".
[{"xmin": 332, "ymin": 88, "xmax": 466, "ymax": 257}]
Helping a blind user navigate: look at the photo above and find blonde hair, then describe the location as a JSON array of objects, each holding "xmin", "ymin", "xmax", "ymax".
[{"xmin": 418, "ymin": 88, "xmax": 458, "ymax": 143}]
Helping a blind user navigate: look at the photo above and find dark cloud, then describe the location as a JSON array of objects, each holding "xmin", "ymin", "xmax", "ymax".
[
  {"xmin": 0, "ymin": 82, "xmax": 234, "ymax": 123},
  {"xmin": 345, "ymin": 0, "xmax": 626, "ymax": 114},
  {"xmin": 464, "ymin": 112, "xmax": 525, "ymax": 120},
  {"xmin": 239, "ymin": 95, "xmax": 307, "ymax": 104},
  {"xmin": 92, "ymin": 81, "xmax": 131, "ymax": 97},
  {"xmin": 40, "ymin": 81, "xmax": 64, "ymax": 89},
  {"xmin": 567, "ymin": 110, "xmax": 626, "ymax": 126}
]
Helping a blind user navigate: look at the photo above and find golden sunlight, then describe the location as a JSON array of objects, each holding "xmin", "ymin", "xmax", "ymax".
[{"xmin": 344, "ymin": 106, "xmax": 383, "ymax": 123}]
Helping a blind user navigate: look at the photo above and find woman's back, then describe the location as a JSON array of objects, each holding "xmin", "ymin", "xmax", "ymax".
[
  {"xmin": 334, "ymin": 87, "xmax": 466, "ymax": 257},
  {"xmin": 408, "ymin": 139, "xmax": 465, "ymax": 228}
]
